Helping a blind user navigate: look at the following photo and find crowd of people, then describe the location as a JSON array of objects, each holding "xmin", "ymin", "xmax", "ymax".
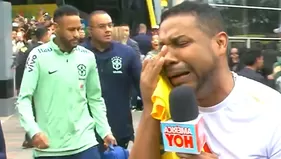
[
  {"xmin": 2, "ymin": 1, "xmax": 281, "ymax": 159},
  {"xmin": 11, "ymin": 11, "xmax": 84, "ymax": 57},
  {"xmin": 12, "ymin": 8, "xmax": 159, "ymax": 114},
  {"xmin": 228, "ymin": 46, "xmax": 281, "ymax": 91},
  {"xmin": 12, "ymin": 4, "xmax": 158, "ymax": 158}
]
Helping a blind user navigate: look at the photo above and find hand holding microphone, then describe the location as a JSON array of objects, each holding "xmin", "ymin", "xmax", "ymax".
[
  {"xmin": 160, "ymin": 85, "xmax": 217, "ymax": 158},
  {"xmin": 177, "ymin": 151, "xmax": 218, "ymax": 159}
]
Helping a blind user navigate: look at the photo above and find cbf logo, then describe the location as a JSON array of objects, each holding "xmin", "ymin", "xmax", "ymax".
[
  {"xmin": 77, "ymin": 64, "xmax": 87, "ymax": 80},
  {"xmin": 111, "ymin": 56, "xmax": 123, "ymax": 74}
]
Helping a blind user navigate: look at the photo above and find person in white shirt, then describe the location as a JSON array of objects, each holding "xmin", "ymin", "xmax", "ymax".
[{"xmin": 130, "ymin": 1, "xmax": 281, "ymax": 159}]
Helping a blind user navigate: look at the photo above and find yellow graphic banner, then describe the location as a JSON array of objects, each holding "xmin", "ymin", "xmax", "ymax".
[{"xmin": 12, "ymin": 4, "xmax": 57, "ymax": 18}]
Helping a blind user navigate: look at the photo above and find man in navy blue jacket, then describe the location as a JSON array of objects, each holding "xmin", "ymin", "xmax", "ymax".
[
  {"xmin": 120, "ymin": 23, "xmax": 141, "ymax": 59},
  {"xmin": 81, "ymin": 10, "xmax": 141, "ymax": 149},
  {"xmin": 121, "ymin": 23, "xmax": 142, "ymax": 110},
  {"xmin": 0, "ymin": 122, "xmax": 6, "ymax": 159},
  {"xmin": 133, "ymin": 23, "xmax": 152, "ymax": 55}
]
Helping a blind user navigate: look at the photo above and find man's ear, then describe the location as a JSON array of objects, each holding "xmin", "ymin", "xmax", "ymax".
[
  {"xmin": 217, "ymin": 32, "xmax": 228, "ymax": 48},
  {"xmin": 213, "ymin": 32, "xmax": 228, "ymax": 56}
]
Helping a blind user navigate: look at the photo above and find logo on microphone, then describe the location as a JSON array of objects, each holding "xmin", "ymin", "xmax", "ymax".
[
  {"xmin": 160, "ymin": 116, "xmax": 206, "ymax": 154},
  {"xmin": 164, "ymin": 126, "xmax": 194, "ymax": 149}
]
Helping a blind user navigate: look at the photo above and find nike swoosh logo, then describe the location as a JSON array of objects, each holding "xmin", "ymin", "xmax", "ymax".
[{"xmin": 48, "ymin": 70, "xmax": 57, "ymax": 74}]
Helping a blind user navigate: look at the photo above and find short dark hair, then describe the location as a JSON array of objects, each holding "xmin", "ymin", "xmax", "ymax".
[
  {"xmin": 35, "ymin": 25, "xmax": 49, "ymax": 40},
  {"xmin": 139, "ymin": 23, "xmax": 147, "ymax": 30},
  {"xmin": 53, "ymin": 5, "xmax": 79, "ymax": 22},
  {"xmin": 240, "ymin": 48, "xmax": 263, "ymax": 66},
  {"xmin": 161, "ymin": 1, "xmax": 225, "ymax": 37},
  {"xmin": 43, "ymin": 20, "xmax": 54, "ymax": 28},
  {"xmin": 90, "ymin": 10, "xmax": 108, "ymax": 16},
  {"xmin": 88, "ymin": 10, "xmax": 108, "ymax": 24}
]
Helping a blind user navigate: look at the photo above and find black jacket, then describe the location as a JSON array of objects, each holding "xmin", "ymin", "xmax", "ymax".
[
  {"xmin": 15, "ymin": 42, "xmax": 42, "ymax": 90},
  {"xmin": 127, "ymin": 38, "xmax": 141, "ymax": 59},
  {"xmin": 0, "ymin": 123, "xmax": 6, "ymax": 159}
]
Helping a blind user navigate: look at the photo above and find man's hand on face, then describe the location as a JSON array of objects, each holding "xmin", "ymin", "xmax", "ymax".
[
  {"xmin": 177, "ymin": 152, "xmax": 218, "ymax": 159},
  {"xmin": 140, "ymin": 45, "xmax": 168, "ymax": 111}
]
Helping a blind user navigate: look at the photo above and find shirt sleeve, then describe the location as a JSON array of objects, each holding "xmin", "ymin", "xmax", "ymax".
[
  {"xmin": 129, "ymin": 39, "xmax": 141, "ymax": 59},
  {"xmin": 275, "ymin": 77, "xmax": 281, "ymax": 93},
  {"xmin": 128, "ymin": 48, "xmax": 142, "ymax": 97},
  {"xmin": 0, "ymin": 123, "xmax": 6, "ymax": 158},
  {"xmin": 268, "ymin": 103, "xmax": 281, "ymax": 158},
  {"xmin": 16, "ymin": 49, "xmax": 41, "ymax": 138},
  {"xmin": 15, "ymin": 49, "xmax": 30, "ymax": 90},
  {"xmin": 268, "ymin": 121, "xmax": 281, "ymax": 158},
  {"xmin": 86, "ymin": 55, "xmax": 112, "ymax": 139}
]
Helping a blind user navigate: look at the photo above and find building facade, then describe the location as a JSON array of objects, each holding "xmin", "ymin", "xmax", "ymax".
[
  {"xmin": 167, "ymin": 0, "xmax": 281, "ymax": 49},
  {"xmin": 208, "ymin": 0, "xmax": 281, "ymax": 49}
]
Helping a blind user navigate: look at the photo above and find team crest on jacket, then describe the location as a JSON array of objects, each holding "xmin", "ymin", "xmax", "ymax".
[{"xmin": 111, "ymin": 56, "xmax": 122, "ymax": 74}]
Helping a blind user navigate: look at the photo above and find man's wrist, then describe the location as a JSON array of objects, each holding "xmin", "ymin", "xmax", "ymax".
[
  {"xmin": 101, "ymin": 132, "xmax": 113, "ymax": 139},
  {"xmin": 143, "ymin": 109, "xmax": 152, "ymax": 116},
  {"xmin": 29, "ymin": 127, "xmax": 41, "ymax": 140},
  {"xmin": 142, "ymin": 100, "xmax": 153, "ymax": 112},
  {"xmin": 142, "ymin": 109, "xmax": 160, "ymax": 123}
]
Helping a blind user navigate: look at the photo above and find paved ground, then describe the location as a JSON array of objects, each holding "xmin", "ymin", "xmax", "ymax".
[{"xmin": 1, "ymin": 111, "xmax": 142, "ymax": 159}]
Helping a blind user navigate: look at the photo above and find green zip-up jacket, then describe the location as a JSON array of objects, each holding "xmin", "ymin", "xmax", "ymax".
[{"xmin": 16, "ymin": 39, "xmax": 112, "ymax": 157}]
